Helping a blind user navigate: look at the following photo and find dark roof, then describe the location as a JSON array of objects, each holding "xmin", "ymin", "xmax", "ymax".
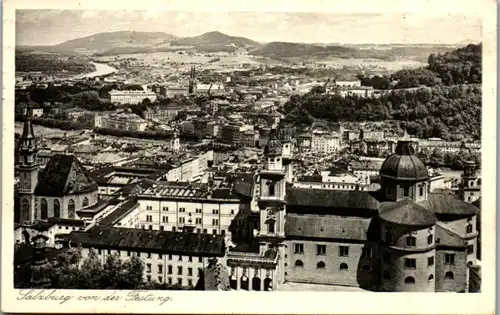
[
  {"xmin": 96, "ymin": 197, "xmax": 139, "ymax": 227},
  {"xmin": 379, "ymin": 199, "xmax": 437, "ymax": 227},
  {"xmin": 35, "ymin": 154, "xmax": 98, "ymax": 197},
  {"xmin": 211, "ymin": 188, "xmax": 240, "ymax": 200},
  {"xmin": 286, "ymin": 187, "xmax": 380, "ymax": 210},
  {"xmin": 285, "ymin": 214, "xmax": 371, "ymax": 241},
  {"xmin": 422, "ymin": 193, "xmax": 480, "ymax": 216},
  {"xmin": 65, "ymin": 227, "xmax": 225, "ymax": 257},
  {"xmin": 14, "ymin": 245, "xmax": 66, "ymax": 266},
  {"xmin": 380, "ymin": 141, "xmax": 428, "ymax": 181},
  {"xmin": 20, "ymin": 218, "xmax": 86, "ymax": 231},
  {"xmin": 297, "ymin": 175, "xmax": 322, "ymax": 182},
  {"xmin": 435, "ymin": 225, "xmax": 466, "ymax": 248}
]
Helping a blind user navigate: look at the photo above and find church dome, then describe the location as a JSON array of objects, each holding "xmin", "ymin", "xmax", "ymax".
[{"xmin": 380, "ymin": 140, "xmax": 429, "ymax": 181}]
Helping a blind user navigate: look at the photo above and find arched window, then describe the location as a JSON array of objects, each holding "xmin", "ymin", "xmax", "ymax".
[
  {"xmin": 268, "ymin": 221, "xmax": 275, "ymax": 234},
  {"xmin": 385, "ymin": 228, "xmax": 393, "ymax": 244},
  {"xmin": 361, "ymin": 264, "xmax": 371, "ymax": 272},
  {"xmin": 68, "ymin": 199, "xmax": 75, "ymax": 219},
  {"xmin": 21, "ymin": 198, "xmax": 30, "ymax": 222},
  {"xmin": 466, "ymin": 224, "xmax": 473, "ymax": 234},
  {"xmin": 53, "ymin": 199, "xmax": 60, "ymax": 218},
  {"xmin": 339, "ymin": 263, "xmax": 348, "ymax": 270},
  {"xmin": 41, "ymin": 198, "xmax": 48, "ymax": 220},
  {"xmin": 316, "ymin": 261, "xmax": 326, "ymax": 269},
  {"xmin": 467, "ymin": 261, "xmax": 473, "ymax": 266},
  {"xmin": 428, "ymin": 274, "xmax": 434, "ymax": 281},
  {"xmin": 82, "ymin": 197, "xmax": 89, "ymax": 207},
  {"xmin": 445, "ymin": 271, "xmax": 454, "ymax": 280},
  {"xmin": 294, "ymin": 260, "xmax": 304, "ymax": 267},
  {"xmin": 404, "ymin": 276, "xmax": 415, "ymax": 284}
]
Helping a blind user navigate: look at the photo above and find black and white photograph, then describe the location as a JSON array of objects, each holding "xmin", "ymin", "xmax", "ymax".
[{"xmin": 2, "ymin": 0, "xmax": 497, "ymax": 314}]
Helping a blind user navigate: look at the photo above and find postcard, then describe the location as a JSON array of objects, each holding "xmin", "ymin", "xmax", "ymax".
[{"xmin": 2, "ymin": 0, "xmax": 497, "ymax": 314}]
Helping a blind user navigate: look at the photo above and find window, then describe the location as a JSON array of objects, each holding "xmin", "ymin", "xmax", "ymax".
[
  {"xmin": 162, "ymin": 216, "xmax": 168, "ymax": 223},
  {"xmin": 146, "ymin": 206, "xmax": 152, "ymax": 210},
  {"xmin": 213, "ymin": 219, "xmax": 219, "ymax": 226},
  {"xmin": 428, "ymin": 256, "xmax": 434, "ymax": 266},
  {"xmin": 383, "ymin": 270, "xmax": 391, "ymax": 279},
  {"xmin": 339, "ymin": 246, "xmax": 349, "ymax": 257},
  {"xmin": 403, "ymin": 187, "xmax": 410, "ymax": 197},
  {"xmin": 40, "ymin": 198, "xmax": 48, "ymax": 220},
  {"xmin": 198, "ymin": 257, "xmax": 203, "ymax": 263},
  {"xmin": 146, "ymin": 215, "xmax": 152, "ymax": 222},
  {"xmin": 179, "ymin": 208, "xmax": 186, "ymax": 213},
  {"xmin": 316, "ymin": 245, "xmax": 326, "ymax": 255},
  {"xmin": 127, "ymin": 251, "xmax": 131, "ymax": 257},
  {"xmin": 147, "ymin": 275, "xmax": 151, "ymax": 282},
  {"xmin": 339, "ymin": 263, "xmax": 348, "ymax": 270},
  {"xmin": 68, "ymin": 199, "xmax": 75, "ymax": 219},
  {"xmin": 98, "ymin": 249, "xmax": 102, "ymax": 255},
  {"xmin": 198, "ymin": 268, "xmax": 203, "ymax": 276},
  {"xmin": 361, "ymin": 247, "xmax": 372, "ymax": 258},
  {"xmin": 196, "ymin": 228, "xmax": 201, "ymax": 233},
  {"xmin": 419, "ymin": 186, "xmax": 424, "ymax": 196},
  {"xmin": 230, "ymin": 209, "xmax": 235, "ymax": 215},
  {"xmin": 188, "ymin": 256, "xmax": 193, "ymax": 262},
  {"xmin": 160, "ymin": 226, "xmax": 164, "ymax": 231},
  {"xmin": 268, "ymin": 221, "xmax": 275, "ymax": 233},
  {"xmin": 188, "ymin": 279, "xmax": 193, "ymax": 287},
  {"xmin": 179, "ymin": 217, "xmax": 185, "ymax": 224},
  {"xmin": 385, "ymin": 229, "xmax": 393, "ymax": 244},
  {"xmin": 168, "ymin": 255, "xmax": 172, "ymax": 260},
  {"xmin": 428, "ymin": 274, "xmax": 434, "ymax": 281},
  {"xmin": 146, "ymin": 264, "xmax": 152, "ymax": 273},
  {"xmin": 404, "ymin": 276, "xmax": 415, "ymax": 284},
  {"xmin": 361, "ymin": 265, "xmax": 371, "ymax": 272},
  {"xmin": 466, "ymin": 224, "xmax": 473, "ymax": 234},
  {"xmin": 168, "ymin": 277, "xmax": 172, "ymax": 285},
  {"xmin": 82, "ymin": 197, "xmax": 89, "ymax": 207},
  {"xmin": 445, "ymin": 271, "xmax": 454, "ymax": 280},
  {"xmin": 177, "ymin": 266, "xmax": 183, "ymax": 275},
  {"xmin": 467, "ymin": 245, "xmax": 474, "ymax": 254},
  {"xmin": 178, "ymin": 255, "xmax": 182, "ymax": 261},
  {"xmin": 203, "ymin": 229, "xmax": 207, "ymax": 233},
  {"xmin": 404, "ymin": 258, "xmax": 416, "ymax": 269},
  {"xmin": 172, "ymin": 227, "xmax": 176, "ymax": 232},
  {"xmin": 269, "ymin": 183, "xmax": 275, "ymax": 196},
  {"xmin": 178, "ymin": 278, "xmax": 182, "ymax": 286},
  {"xmin": 148, "ymin": 225, "xmax": 153, "ymax": 230},
  {"xmin": 188, "ymin": 268, "xmax": 193, "ymax": 276},
  {"xmin": 294, "ymin": 243, "xmax": 304, "ymax": 254},
  {"xmin": 212, "ymin": 209, "xmax": 219, "ymax": 214},
  {"xmin": 194, "ymin": 218, "xmax": 202, "ymax": 224},
  {"xmin": 168, "ymin": 265, "xmax": 173, "ymax": 274},
  {"xmin": 316, "ymin": 261, "xmax": 326, "ymax": 269},
  {"xmin": 221, "ymin": 230, "xmax": 226, "ymax": 235},
  {"xmin": 406, "ymin": 236, "xmax": 416, "ymax": 247},
  {"xmin": 158, "ymin": 276, "xmax": 163, "ymax": 283},
  {"xmin": 158, "ymin": 254, "xmax": 163, "ymax": 259},
  {"xmin": 387, "ymin": 187, "xmax": 394, "ymax": 196},
  {"xmin": 213, "ymin": 229, "xmax": 217, "ymax": 235},
  {"xmin": 158, "ymin": 264, "xmax": 163, "ymax": 273},
  {"xmin": 136, "ymin": 252, "xmax": 141, "ymax": 257},
  {"xmin": 162, "ymin": 206, "xmax": 168, "ymax": 211},
  {"xmin": 195, "ymin": 208, "xmax": 202, "ymax": 213},
  {"xmin": 427, "ymin": 234, "xmax": 433, "ymax": 245},
  {"xmin": 445, "ymin": 254, "xmax": 455, "ymax": 265},
  {"xmin": 294, "ymin": 260, "xmax": 304, "ymax": 267}
]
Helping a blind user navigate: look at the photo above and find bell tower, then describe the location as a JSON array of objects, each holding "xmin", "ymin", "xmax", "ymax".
[
  {"xmin": 257, "ymin": 129, "xmax": 287, "ymax": 283},
  {"xmin": 17, "ymin": 104, "xmax": 39, "ymax": 224},
  {"xmin": 460, "ymin": 161, "xmax": 480, "ymax": 203}
]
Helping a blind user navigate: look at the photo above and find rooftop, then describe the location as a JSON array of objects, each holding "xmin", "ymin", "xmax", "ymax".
[{"xmin": 286, "ymin": 187, "xmax": 380, "ymax": 211}]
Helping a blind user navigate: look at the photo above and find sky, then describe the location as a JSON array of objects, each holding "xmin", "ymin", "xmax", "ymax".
[{"xmin": 16, "ymin": 10, "xmax": 482, "ymax": 46}]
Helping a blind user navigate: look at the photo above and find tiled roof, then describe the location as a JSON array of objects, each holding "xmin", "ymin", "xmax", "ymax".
[
  {"xmin": 422, "ymin": 193, "xmax": 480, "ymax": 216},
  {"xmin": 435, "ymin": 224, "xmax": 466, "ymax": 248},
  {"xmin": 65, "ymin": 227, "xmax": 225, "ymax": 257},
  {"xmin": 285, "ymin": 214, "xmax": 371, "ymax": 241},
  {"xmin": 379, "ymin": 199, "xmax": 437, "ymax": 227},
  {"xmin": 285, "ymin": 187, "xmax": 380, "ymax": 210},
  {"xmin": 35, "ymin": 154, "xmax": 98, "ymax": 197}
]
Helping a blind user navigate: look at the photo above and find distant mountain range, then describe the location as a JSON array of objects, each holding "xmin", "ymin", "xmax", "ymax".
[{"xmin": 17, "ymin": 30, "xmax": 476, "ymax": 60}]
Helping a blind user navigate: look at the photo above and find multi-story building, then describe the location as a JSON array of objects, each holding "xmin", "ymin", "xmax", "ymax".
[
  {"xmin": 94, "ymin": 113, "xmax": 148, "ymax": 132},
  {"xmin": 143, "ymin": 105, "xmax": 181, "ymax": 122},
  {"xmin": 109, "ymin": 90, "xmax": 157, "ymax": 105},
  {"xmin": 349, "ymin": 159, "xmax": 385, "ymax": 185},
  {"xmin": 298, "ymin": 131, "xmax": 341, "ymax": 154}
]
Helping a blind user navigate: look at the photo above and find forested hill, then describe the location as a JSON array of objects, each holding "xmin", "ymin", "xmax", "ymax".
[
  {"xmin": 284, "ymin": 44, "xmax": 482, "ymax": 141},
  {"xmin": 358, "ymin": 43, "xmax": 482, "ymax": 89}
]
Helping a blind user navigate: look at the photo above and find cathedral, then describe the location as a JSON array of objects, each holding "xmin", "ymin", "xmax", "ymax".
[
  {"xmin": 253, "ymin": 129, "xmax": 479, "ymax": 292},
  {"xmin": 15, "ymin": 107, "xmax": 98, "ymax": 225}
]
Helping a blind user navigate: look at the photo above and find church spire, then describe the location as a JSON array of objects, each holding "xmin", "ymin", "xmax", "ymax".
[{"xmin": 19, "ymin": 102, "xmax": 38, "ymax": 166}]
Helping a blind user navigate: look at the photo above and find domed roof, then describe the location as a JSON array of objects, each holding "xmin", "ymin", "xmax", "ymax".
[
  {"xmin": 380, "ymin": 140, "xmax": 429, "ymax": 181},
  {"xmin": 379, "ymin": 199, "xmax": 437, "ymax": 227}
]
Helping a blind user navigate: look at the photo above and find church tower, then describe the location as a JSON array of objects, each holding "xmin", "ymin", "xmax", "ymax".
[
  {"xmin": 459, "ymin": 161, "xmax": 480, "ymax": 203},
  {"xmin": 17, "ymin": 105, "xmax": 39, "ymax": 224},
  {"xmin": 257, "ymin": 128, "xmax": 287, "ymax": 284}
]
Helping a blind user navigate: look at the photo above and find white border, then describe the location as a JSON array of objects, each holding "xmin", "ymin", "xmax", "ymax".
[{"xmin": 2, "ymin": 0, "xmax": 497, "ymax": 314}]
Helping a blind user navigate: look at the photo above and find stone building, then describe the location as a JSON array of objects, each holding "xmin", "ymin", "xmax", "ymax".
[{"xmin": 16, "ymin": 108, "xmax": 98, "ymax": 225}]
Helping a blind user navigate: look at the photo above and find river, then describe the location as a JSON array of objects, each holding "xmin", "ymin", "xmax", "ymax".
[{"xmin": 73, "ymin": 62, "xmax": 118, "ymax": 79}]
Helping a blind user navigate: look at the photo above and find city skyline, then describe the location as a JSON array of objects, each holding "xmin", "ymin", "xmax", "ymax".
[{"xmin": 17, "ymin": 10, "xmax": 482, "ymax": 46}]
